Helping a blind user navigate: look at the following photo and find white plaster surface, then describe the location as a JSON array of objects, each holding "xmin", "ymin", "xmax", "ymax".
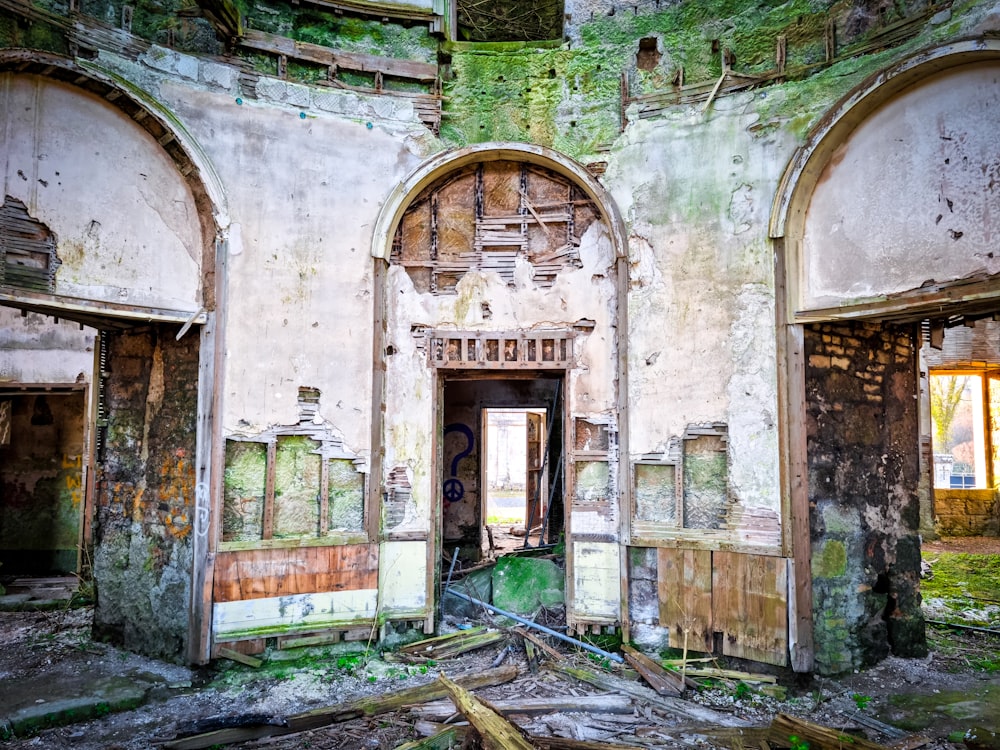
[
  {"xmin": 158, "ymin": 84, "xmax": 435, "ymax": 450},
  {"xmin": 608, "ymin": 96, "xmax": 788, "ymax": 519},
  {"xmin": 570, "ymin": 541, "xmax": 620, "ymax": 618},
  {"xmin": 0, "ymin": 310, "xmax": 94, "ymax": 384},
  {"xmin": 0, "ymin": 74, "xmax": 202, "ymax": 311},
  {"xmin": 212, "ymin": 589, "xmax": 379, "ymax": 635},
  {"xmin": 378, "ymin": 541, "xmax": 428, "ymax": 613},
  {"xmin": 801, "ymin": 63, "xmax": 1000, "ymax": 309}
]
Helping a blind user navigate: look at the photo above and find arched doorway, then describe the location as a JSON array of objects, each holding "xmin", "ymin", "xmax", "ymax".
[
  {"xmin": 0, "ymin": 51, "xmax": 225, "ymax": 662},
  {"xmin": 370, "ymin": 144, "xmax": 631, "ymax": 636},
  {"xmin": 771, "ymin": 39, "xmax": 1000, "ymax": 674}
]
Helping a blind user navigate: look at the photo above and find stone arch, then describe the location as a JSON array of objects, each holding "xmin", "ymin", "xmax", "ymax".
[
  {"xmin": 771, "ymin": 38, "xmax": 1000, "ymax": 321},
  {"xmin": 369, "ymin": 144, "xmax": 631, "ymax": 635},
  {"xmin": 0, "ymin": 50, "xmax": 230, "ymax": 664}
]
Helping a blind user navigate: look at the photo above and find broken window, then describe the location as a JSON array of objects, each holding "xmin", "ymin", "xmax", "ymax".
[
  {"xmin": 1, "ymin": 196, "xmax": 61, "ymax": 293},
  {"xmin": 456, "ymin": 0, "xmax": 563, "ymax": 42},
  {"xmin": 392, "ymin": 161, "xmax": 599, "ymax": 294},
  {"xmin": 631, "ymin": 425, "xmax": 732, "ymax": 536},
  {"xmin": 929, "ymin": 371, "xmax": 1000, "ymax": 490},
  {"xmin": 222, "ymin": 437, "xmax": 366, "ymax": 544}
]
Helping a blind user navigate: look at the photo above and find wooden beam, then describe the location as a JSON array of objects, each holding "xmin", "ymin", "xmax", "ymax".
[
  {"xmin": 163, "ymin": 665, "xmax": 519, "ymax": 749},
  {"xmin": 435, "ymin": 672, "xmax": 536, "ymax": 750},
  {"xmin": 238, "ymin": 29, "xmax": 437, "ymax": 83}
]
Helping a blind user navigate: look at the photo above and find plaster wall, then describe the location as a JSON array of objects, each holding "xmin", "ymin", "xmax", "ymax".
[
  {"xmin": 157, "ymin": 82, "xmax": 436, "ymax": 451},
  {"xmin": 801, "ymin": 62, "xmax": 1000, "ymax": 310},
  {"xmin": 609, "ymin": 91, "xmax": 790, "ymax": 519},
  {"xmin": 0, "ymin": 308, "xmax": 93, "ymax": 384},
  {"xmin": 0, "ymin": 74, "xmax": 202, "ymax": 311}
]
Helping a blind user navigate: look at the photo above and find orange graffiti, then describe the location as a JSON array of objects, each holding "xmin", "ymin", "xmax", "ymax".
[
  {"xmin": 158, "ymin": 456, "xmax": 195, "ymax": 539},
  {"xmin": 62, "ymin": 454, "xmax": 83, "ymax": 507}
]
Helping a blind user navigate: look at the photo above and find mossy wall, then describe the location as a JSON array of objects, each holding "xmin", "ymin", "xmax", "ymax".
[
  {"xmin": 92, "ymin": 326, "xmax": 199, "ymax": 662},
  {"xmin": 806, "ymin": 321, "xmax": 926, "ymax": 675}
]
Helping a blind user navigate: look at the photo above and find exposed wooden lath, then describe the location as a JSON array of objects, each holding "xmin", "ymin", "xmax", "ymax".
[
  {"xmin": 0, "ymin": 196, "xmax": 59, "ymax": 293},
  {"xmin": 392, "ymin": 161, "xmax": 598, "ymax": 294}
]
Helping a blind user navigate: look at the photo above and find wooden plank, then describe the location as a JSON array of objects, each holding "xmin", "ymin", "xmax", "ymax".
[
  {"xmin": 164, "ymin": 666, "xmax": 520, "ymax": 749},
  {"xmin": 657, "ymin": 548, "xmax": 713, "ymax": 653},
  {"xmin": 435, "ymin": 672, "xmax": 536, "ymax": 750},
  {"xmin": 239, "ymin": 29, "xmax": 437, "ymax": 82},
  {"xmin": 212, "ymin": 544, "xmax": 378, "ymax": 602},
  {"xmin": 620, "ymin": 644, "xmax": 683, "ymax": 696},
  {"xmin": 712, "ymin": 551, "xmax": 788, "ymax": 666},
  {"xmin": 411, "ymin": 694, "xmax": 633, "ymax": 721},
  {"xmin": 546, "ymin": 661, "xmax": 750, "ymax": 726},
  {"xmin": 768, "ymin": 714, "xmax": 890, "ymax": 750},
  {"xmin": 218, "ymin": 646, "xmax": 262, "ymax": 668}
]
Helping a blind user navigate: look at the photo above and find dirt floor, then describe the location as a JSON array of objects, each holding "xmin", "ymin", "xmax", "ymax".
[{"xmin": 1, "ymin": 540, "xmax": 998, "ymax": 750}]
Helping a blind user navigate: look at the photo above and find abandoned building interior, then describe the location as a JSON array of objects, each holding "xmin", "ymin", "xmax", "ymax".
[{"xmin": 1, "ymin": 0, "xmax": 999, "ymax": 679}]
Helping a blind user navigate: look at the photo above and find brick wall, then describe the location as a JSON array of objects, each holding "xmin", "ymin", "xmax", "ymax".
[{"xmin": 805, "ymin": 320, "xmax": 926, "ymax": 674}]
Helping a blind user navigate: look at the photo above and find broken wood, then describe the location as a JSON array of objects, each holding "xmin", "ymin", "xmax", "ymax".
[
  {"xmin": 546, "ymin": 661, "xmax": 751, "ymax": 726},
  {"xmin": 162, "ymin": 665, "xmax": 519, "ymax": 749},
  {"xmin": 768, "ymin": 713, "xmax": 890, "ymax": 750},
  {"xmin": 414, "ymin": 722, "xmax": 669, "ymax": 750},
  {"xmin": 409, "ymin": 694, "xmax": 633, "ymax": 721},
  {"xmin": 512, "ymin": 627, "xmax": 564, "ymax": 661},
  {"xmin": 217, "ymin": 647, "xmax": 262, "ymax": 668},
  {"xmin": 436, "ymin": 672, "xmax": 536, "ymax": 750},
  {"xmin": 398, "ymin": 626, "xmax": 505, "ymax": 660},
  {"xmin": 394, "ymin": 726, "xmax": 465, "ymax": 750},
  {"xmin": 681, "ymin": 667, "xmax": 778, "ymax": 684},
  {"xmin": 620, "ymin": 644, "xmax": 683, "ymax": 696}
]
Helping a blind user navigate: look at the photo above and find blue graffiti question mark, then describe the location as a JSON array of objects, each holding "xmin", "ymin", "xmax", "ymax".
[{"xmin": 443, "ymin": 423, "xmax": 474, "ymax": 502}]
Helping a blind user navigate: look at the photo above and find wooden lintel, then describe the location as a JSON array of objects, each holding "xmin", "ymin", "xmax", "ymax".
[{"xmin": 795, "ymin": 275, "xmax": 1000, "ymax": 324}]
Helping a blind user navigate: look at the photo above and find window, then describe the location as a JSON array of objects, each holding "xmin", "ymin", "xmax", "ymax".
[
  {"xmin": 222, "ymin": 436, "xmax": 366, "ymax": 545},
  {"xmin": 929, "ymin": 371, "xmax": 1000, "ymax": 489}
]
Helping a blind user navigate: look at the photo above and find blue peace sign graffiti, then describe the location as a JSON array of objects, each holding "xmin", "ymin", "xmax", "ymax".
[
  {"xmin": 443, "ymin": 477, "xmax": 465, "ymax": 502},
  {"xmin": 443, "ymin": 423, "xmax": 474, "ymax": 503}
]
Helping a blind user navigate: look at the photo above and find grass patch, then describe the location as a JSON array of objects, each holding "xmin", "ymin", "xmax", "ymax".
[{"xmin": 921, "ymin": 551, "xmax": 1000, "ymax": 626}]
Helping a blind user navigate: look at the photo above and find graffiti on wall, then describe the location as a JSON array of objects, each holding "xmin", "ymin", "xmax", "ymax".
[{"xmin": 443, "ymin": 423, "xmax": 474, "ymax": 503}]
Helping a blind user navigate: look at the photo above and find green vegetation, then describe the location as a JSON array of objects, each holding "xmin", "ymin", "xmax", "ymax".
[
  {"xmin": 851, "ymin": 692, "xmax": 872, "ymax": 711},
  {"xmin": 921, "ymin": 552, "xmax": 1000, "ymax": 626}
]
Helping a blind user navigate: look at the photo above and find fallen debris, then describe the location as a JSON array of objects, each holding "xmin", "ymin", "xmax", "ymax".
[
  {"xmin": 436, "ymin": 671, "xmax": 537, "ymax": 749},
  {"xmin": 546, "ymin": 659, "xmax": 752, "ymax": 726},
  {"xmin": 162, "ymin": 665, "xmax": 519, "ymax": 749},
  {"xmin": 620, "ymin": 644, "xmax": 684, "ymax": 696},
  {"xmin": 768, "ymin": 712, "xmax": 890, "ymax": 750},
  {"xmin": 409, "ymin": 693, "xmax": 633, "ymax": 721},
  {"xmin": 513, "ymin": 626, "xmax": 565, "ymax": 662},
  {"xmin": 395, "ymin": 626, "xmax": 505, "ymax": 661}
]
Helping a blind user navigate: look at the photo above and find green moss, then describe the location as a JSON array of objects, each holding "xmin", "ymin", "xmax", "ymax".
[
  {"xmin": 442, "ymin": 44, "xmax": 623, "ymax": 159},
  {"xmin": 921, "ymin": 552, "xmax": 1000, "ymax": 616},
  {"xmin": 813, "ymin": 539, "xmax": 848, "ymax": 578}
]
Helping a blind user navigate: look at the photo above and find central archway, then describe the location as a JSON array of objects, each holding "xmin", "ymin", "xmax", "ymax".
[{"xmin": 370, "ymin": 143, "xmax": 631, "ymax": 636}]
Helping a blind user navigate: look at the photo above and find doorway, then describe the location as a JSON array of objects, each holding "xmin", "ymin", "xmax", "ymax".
[
  {"xmin": 482, "ymin": 407, "xmax": 549, "ymax": 557},
  {"xmin": 440, "ymin": 374, "xmax": 564, "ymax": 572}
]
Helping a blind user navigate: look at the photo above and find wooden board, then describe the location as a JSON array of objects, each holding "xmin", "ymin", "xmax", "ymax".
[
  {"xmin": 213, "ymin": 543, "xmax": 378, "ymax": 603},
  {"xmin": 712, "ymin": 551, "xmax": 788, "ymax": 666},
  {"xmin": 657, "ymin": 547, "xmax": 713, "ymax": 653}
]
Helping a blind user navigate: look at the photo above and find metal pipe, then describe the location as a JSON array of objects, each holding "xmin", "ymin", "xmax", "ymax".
[{"xmin": 443, "ymin": 586, "xmax": 624, "ymax": 663}]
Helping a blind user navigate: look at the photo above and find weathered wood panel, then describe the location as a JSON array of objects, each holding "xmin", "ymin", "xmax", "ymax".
[
  {"xmin": 570, "ymin": 541, "xmax": 620, "ymax": 621},
  {"xmin": 212, "ymin": 544, "xmax": 378, "ymax": 603},
  {"xmin": 657, "ymin": 548, "xmax": 713, "ymax": 653},
  {"xmin": 213, "ymin": 588, "xmax": 379, "ymax": 637},
  {"xmin": 712, "ymin": 551, "xmax": 788, "ymax": 666}
]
